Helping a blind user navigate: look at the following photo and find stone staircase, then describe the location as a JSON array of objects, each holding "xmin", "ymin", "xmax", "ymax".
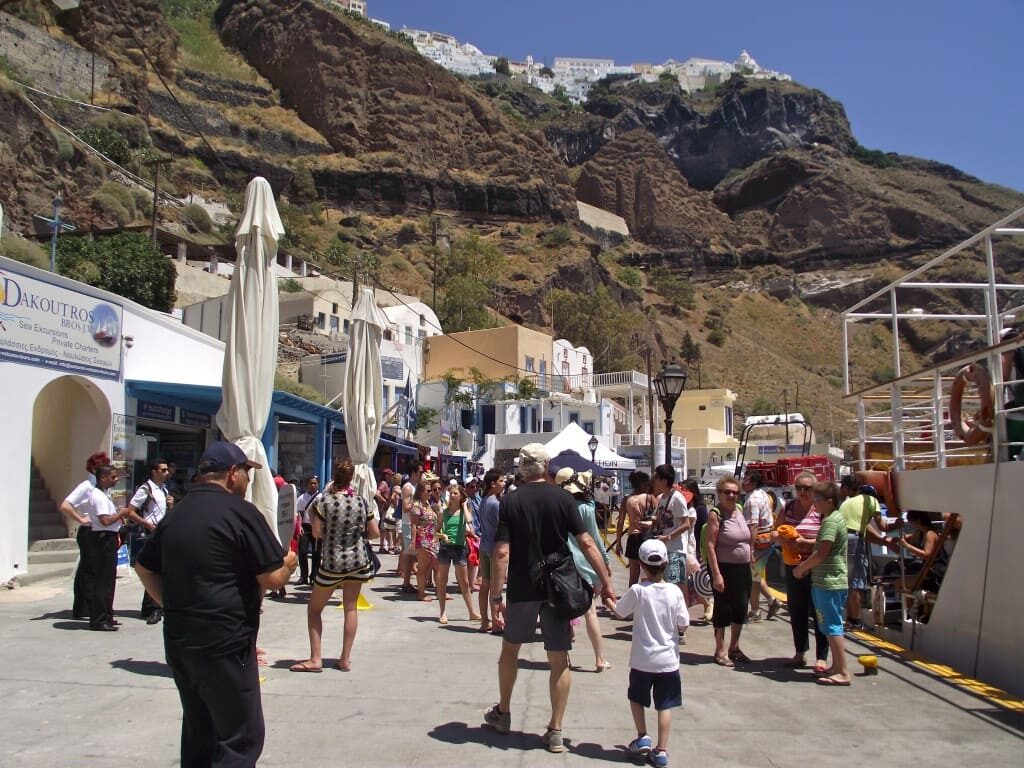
[{"xmin": 24, "ymin": 461, "xmax": 78, "ymax": 585}]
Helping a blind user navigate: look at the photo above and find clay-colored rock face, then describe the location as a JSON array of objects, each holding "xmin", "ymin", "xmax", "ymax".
[
  {"xmin": 575, "ymin": 129, "xmax": 737, "ymax": 250},
  {"xmin": 217, "ymin": 0, "xmax": 576, "ymax": 220}
]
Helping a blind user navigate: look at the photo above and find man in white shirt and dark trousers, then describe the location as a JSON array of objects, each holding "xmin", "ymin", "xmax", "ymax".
[
  {"xmin": 125, "ymin": 459, "xmax": 172, "ymax": 624},
  {"xmin": 80, "ymin": 465, "xmax": 129, "ymax": 631},
  {"xmin": 296, "ymin": 476, "xmax": 321, "ymax": 585}
]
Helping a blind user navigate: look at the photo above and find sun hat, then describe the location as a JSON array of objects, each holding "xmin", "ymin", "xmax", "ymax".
[
  {"xmin": 519, "ymin": 442, "xmax": 550, "ymax": 467},
  {"xmin": 639, "ymin": 539, "xmax": 668, "ymax": 566},
  {"xmin": 555, "ymin": 466, "xmax": 591, "ymax": 495}
]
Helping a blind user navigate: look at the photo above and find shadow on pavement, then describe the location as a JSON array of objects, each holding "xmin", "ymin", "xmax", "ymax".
[
  {"xmin": 50, "ymin": 621, "xmax": 92, "ymax": 631},
  {"xmin": 30, "ymin": 610, "xmax": 78, "ymax": 622},
  {"xmin": 427, "ymin": 721, "xmax": 541, "ymax": 752},
  {"xmin": 110, "ymin": 658, "xmax": 173, "ymax": 678},
  {"xmin": 571, "ymin": 739, "xmax": 632, "ymax": 761}
]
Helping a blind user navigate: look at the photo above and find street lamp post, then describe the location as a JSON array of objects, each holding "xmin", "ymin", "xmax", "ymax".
[
  {"xmin": 587, "ymin": 434, "xmax": 599, "ymax": 490},
  {"xmin": 653, "ymin": 360, "xmax": 688, "ymax": 467}
]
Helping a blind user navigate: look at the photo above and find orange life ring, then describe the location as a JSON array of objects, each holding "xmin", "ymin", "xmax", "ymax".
[{"xmin": 949, "ymin": 364, "xmax": 995, "ymax": 445}]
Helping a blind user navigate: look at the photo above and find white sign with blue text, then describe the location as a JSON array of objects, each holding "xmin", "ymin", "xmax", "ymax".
[{"xmin": 0, "ymin": 267, "xmax": 123, "ymax": 380}]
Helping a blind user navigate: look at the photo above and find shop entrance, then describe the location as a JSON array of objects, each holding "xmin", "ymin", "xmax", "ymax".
[
  {"xmin": 30, "ymin": 375, "xmax": 111, "ymax": 543},
  {"xmin": 134, "ymin": 422, "xmax": 206, "ymax": 497}
]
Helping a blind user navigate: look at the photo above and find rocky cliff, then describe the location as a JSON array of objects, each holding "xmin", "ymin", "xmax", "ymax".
[{"xmin": 216, "ymin": 0, "xmax": 576, "ymax": 220}]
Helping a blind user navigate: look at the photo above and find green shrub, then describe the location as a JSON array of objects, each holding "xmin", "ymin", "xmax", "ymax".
[
  {"xmin": 181, "ymin": 203, "xmax": 213, "ymax": 233},
  {"xmin": 98, "ymin": 182, "xmax": 137, "ymax": 218},
  {"xmin": 618, "ymin": 266, "xmax": 642, "ymax": 287},
  {"xmin": 542, "ymin": 224, "xmax": 572, "ymax": 248},
  {"xmin": 280, "ymin": 278, "xmax": 303, "ymax": 293},
  {"xmin": 851, "ymin": 142, "xmax": 897, "ymax": 169},
  {"xmin": 88, "ymin": 111, "xmax": 150, "ymax": 149},
  {"xmin": 0, "ymin": 234, "xmax": 48, "ymax": 268},
  {"xmin": 132, "ymin": 188, "xmax": 153, "ymax": 212},
  {"xmin": 50, "ymin": 128, "xmax": 75, "ymax": 163},
  {"xmin": 79, "ymin": 125, "xmax": 131, "ymax": 165},
  {"xmin": 707, "ymin": 329, "xmax": 727, "ymax": 347},
  {"xmin": 92, "ymin": 192, "xmax": 132, "ymax": 226}
]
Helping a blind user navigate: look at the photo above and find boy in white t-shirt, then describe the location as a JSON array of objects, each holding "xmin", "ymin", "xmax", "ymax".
[{"xmin": 604, "ymin": 539, "xmax": 689, "ymax": 768}]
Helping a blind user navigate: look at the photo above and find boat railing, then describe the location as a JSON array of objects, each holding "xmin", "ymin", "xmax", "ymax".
[{"xmin": 841, "ymin": 204, "xmax": 1024, "ymax": 470}]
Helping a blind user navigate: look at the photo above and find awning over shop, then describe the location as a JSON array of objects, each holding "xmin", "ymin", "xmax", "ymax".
[{"xmin": 126, "ymin": 380, "xmax": 345, "ymax": 481}]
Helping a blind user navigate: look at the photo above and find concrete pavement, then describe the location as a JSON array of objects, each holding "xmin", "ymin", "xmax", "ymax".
[{"xmin": 0, "ymin": 554, "xmax": 1020, "ymax": 767}]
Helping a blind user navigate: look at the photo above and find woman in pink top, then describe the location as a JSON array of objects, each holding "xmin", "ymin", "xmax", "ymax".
[
  {"xmin": 705, "ymin": 475, "xmax": 753, "ymax": 667},
  {"xmin": 776, "ymin": 470, "xmax": 829, "ymax": 672}
]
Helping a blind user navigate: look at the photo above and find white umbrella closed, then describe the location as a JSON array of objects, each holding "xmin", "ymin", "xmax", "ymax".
[
  {"xmin": 215, "ymin": 177, "xmax": 284, "ymax": 539},
  {"xmin": 342, "ymin": 287, "xmax": 389, "ymax": 512}
]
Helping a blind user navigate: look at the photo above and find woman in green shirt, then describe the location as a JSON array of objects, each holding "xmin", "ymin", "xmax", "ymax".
[
  {"xmin": 793, "ymin": 482, "xmax": 851, "ymax": 686},
  {"xmin": 436, "ymin": 484, "xmax": 482, "ymax": 625}
]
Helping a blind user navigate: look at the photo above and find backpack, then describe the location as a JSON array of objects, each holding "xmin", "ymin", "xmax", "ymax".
[
  {"xmin": 699, "ymin": 506, "xmax": 724, "ymax": 563},
  {"xmin": 535, "ymin": 550, "xmax": 594, "ymax": 619}
]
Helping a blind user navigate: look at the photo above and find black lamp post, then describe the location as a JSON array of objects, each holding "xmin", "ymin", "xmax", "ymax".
[
  {"xmin": 587, "ymin": 434, "xmax": 599, "ymax": 489},
  {"xmin": 653, "ymin": 360, "xmax": 688, "ymax": 466}
]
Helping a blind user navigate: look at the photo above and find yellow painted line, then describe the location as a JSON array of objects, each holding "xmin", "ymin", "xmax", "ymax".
[
  {"xmin": 850, "ymin": 630, "xmax": 1024, "ymax": 711},
  {"xmin": 600, "ymin": 526, "xmax": 628, "ymax": 568}
]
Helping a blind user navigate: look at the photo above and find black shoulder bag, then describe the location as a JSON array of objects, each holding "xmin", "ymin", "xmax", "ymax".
[{"xmin": 534, "ymin": 550, "xmax": 594, "ymax": 620}]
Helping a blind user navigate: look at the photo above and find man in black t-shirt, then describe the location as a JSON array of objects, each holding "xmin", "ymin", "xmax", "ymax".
[
  {"xmin": 484, "ymin": 443, "xmax": 614, "ymax": 753},
  {"xmin": 136, "ymin": 441, "xmax": 297, "ymax": 768}
]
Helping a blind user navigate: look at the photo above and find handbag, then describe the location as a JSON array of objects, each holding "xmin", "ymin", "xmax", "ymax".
[{"xmin": 534, "ymin": 551, "xmax": 594, "ymax": 619}]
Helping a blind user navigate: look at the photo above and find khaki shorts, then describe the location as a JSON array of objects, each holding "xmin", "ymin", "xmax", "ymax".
[{"xmin": 503, "ymin": 600, "xmax": 572, "ymax": 651}]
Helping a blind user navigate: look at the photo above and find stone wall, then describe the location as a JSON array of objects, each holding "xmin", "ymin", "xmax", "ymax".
[{"xmin": 0, "ymin": 12, "xmax": 115, "ymax": 99}]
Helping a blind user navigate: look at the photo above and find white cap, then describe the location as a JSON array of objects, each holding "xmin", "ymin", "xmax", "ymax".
[
  {"xmin": 519, "ymin": 442, "xmax": 550, "ymax": 468},
  {"xmin": 639, "ymin": 538, "xmax": 668, "ymax": 566}
]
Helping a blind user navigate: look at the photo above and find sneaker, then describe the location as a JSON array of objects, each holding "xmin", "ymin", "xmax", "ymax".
[
  {"xmin": 483, "ymin": 704, "xmax": 510, "ymax": 734},
  {"xmin": 767, "ymin": 599, "xmax": 782, "ymax": 620},
  {"xmin": 646, "ymin": 748, "xmax": 669, "ymax": 767},
  {"xmin": 541, "ymin": 728, "xmax": 565, "ymax": 753},
  {"xmin": 627, "ymin": 734, "xmax": 652, "ymax": 756}
]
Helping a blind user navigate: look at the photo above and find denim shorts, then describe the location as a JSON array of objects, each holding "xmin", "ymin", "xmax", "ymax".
[
  {"xmin": 438, "ymin": 543, "xmax": 468, "ymax": 566},
  {"xmin": 847, "ymin": 532, "xmax": 870, "ymax": 589},
  {"xmin": 812, "ymin": 586, "xmax": 848, "ymax": 637},
  {"xmin": 628, "ymin": 668, "xmax": 682, "ymax": 710}
]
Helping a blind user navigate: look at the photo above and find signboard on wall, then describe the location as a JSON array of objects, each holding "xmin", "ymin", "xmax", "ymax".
[
  {"xmin": 0, "ymin": 267, "xmax": 123, "ymax": 379},
  {"xmin": 138, "ymin": 400, "xmax": 175, "ymax": 422},
  {"xmin": 179, "ymin": 408, "xmax": 211, "ymax": 428},
  {"xmin": 381, "ymin": 355, "xmax": 404, "ymax": 381}
]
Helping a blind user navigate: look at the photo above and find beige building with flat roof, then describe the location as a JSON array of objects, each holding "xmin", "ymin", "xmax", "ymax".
[
  {"xmin": 424, "ymin": 325, "xmax": 554, "ymax": 385},
  {"xmin": 672, "ymin": 388, "xmax": 740, "ymax": 476}
]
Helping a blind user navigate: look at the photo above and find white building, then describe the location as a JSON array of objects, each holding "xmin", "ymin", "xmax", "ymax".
[
  {"xmin": 401, "ymin": 27, "xmax": 497, "ymax": 77},
  {"xmin": 0, "ymin": 255, "xmax": 225, "ymax": 584},
  {"xmin": 331, "ymin": 0, "xmax": 366, "ymax": 16}
]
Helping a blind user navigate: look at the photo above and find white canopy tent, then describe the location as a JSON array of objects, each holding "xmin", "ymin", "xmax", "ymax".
[{"xmin": 543, "ymin": 422, "xmax": 636, "ymax": 471}]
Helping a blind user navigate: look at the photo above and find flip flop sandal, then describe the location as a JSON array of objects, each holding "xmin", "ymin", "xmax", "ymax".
[
  {"xmin": 815, "ymin": 675, "xmax": 851, "ymax": 686},
  {"xmin": 289, "ymin": 661, "xmax": 323, "ymax": 673},
  {"xmin": 714, "ymin": 656, "xmax": 735, "ymax": 667},
  {"xmin": 729, "ymin": 649, "xmax": 752, "ymax": 663}
]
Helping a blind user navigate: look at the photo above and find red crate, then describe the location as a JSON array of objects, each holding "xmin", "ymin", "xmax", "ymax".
[
  {"xmin": 776, "ymin": 456, "xmax": 834, "ymax": 485},
  {"xmin": 744, "ymin": 461, "xmax": 780, "ymax": 486}
]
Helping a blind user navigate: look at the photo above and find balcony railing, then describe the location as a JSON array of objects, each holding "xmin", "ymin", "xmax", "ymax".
[
  {"xmin": 521, "ymin": 370, "xmax": 649, "ymax": 394},
  {"xmin": 617, "ymin": 433, "xmax": 686, "ymax": 449}
]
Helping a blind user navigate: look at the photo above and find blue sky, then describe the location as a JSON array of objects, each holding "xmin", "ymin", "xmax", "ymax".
[{"xmin": 372, "ymin": 0, "xmax": 1022, "ymax": 193}]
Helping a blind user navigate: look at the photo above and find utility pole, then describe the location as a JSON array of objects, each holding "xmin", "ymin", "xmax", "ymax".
[
  {"xmin": 143, "ymin": 157, "xmax": 172, "ymax": 242},
  {"xmin": 430, "ymin": 216, "xmax": 439, "ymax": 309},
  {"xmin": 782, "ymin": 388, "xmax": 790, "ymax": 446},
  {"xmin": 645, "ymin": 346, "xmax": 656, "ymax": 472}
]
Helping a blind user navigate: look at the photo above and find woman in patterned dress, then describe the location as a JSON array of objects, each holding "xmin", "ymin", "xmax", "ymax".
[
  {"xmin": 290, "ymin": 459, "xmax": 379, "ymax": 673},
  {"xmin": 412, "ymin": 481, "xmax": 440, "ymax": 602}
]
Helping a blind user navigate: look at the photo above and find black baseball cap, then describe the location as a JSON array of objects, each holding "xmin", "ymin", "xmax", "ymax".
[{"xmin": 197, "ymin": 441, "xmax": 262, "ymax": 474}]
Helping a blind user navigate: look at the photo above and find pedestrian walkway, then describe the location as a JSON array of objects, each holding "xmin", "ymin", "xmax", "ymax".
[{"xmin": 0, "ymin": 555, "xmax": 1020, "ymax": 766}]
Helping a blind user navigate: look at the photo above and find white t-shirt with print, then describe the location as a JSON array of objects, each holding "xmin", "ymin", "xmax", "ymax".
[
  {"xmin": 656, "ymin": 490, "xmax": 693, "ymax": 554},
  {"xmin": 613, "ymin": 581, "xmax": 689, "ymax": 673}
]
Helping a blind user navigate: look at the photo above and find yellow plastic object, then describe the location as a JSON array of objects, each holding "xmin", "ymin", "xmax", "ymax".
[
  {"xmin": 859, "ymin": 654, "xmax": 879, "ymax": 674},
  {"xmin": 357, "ymin": 592, "xmax": 374, "ymax": 611}
]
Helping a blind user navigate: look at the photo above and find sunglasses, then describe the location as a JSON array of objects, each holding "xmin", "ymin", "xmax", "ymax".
[
  {"xmin": 720, "ymin": 489, "xmax": 739, "ymax": 496},
  {"xmin": 795, "ymin": 485, "xmax": 814, "ymax": 491}
]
